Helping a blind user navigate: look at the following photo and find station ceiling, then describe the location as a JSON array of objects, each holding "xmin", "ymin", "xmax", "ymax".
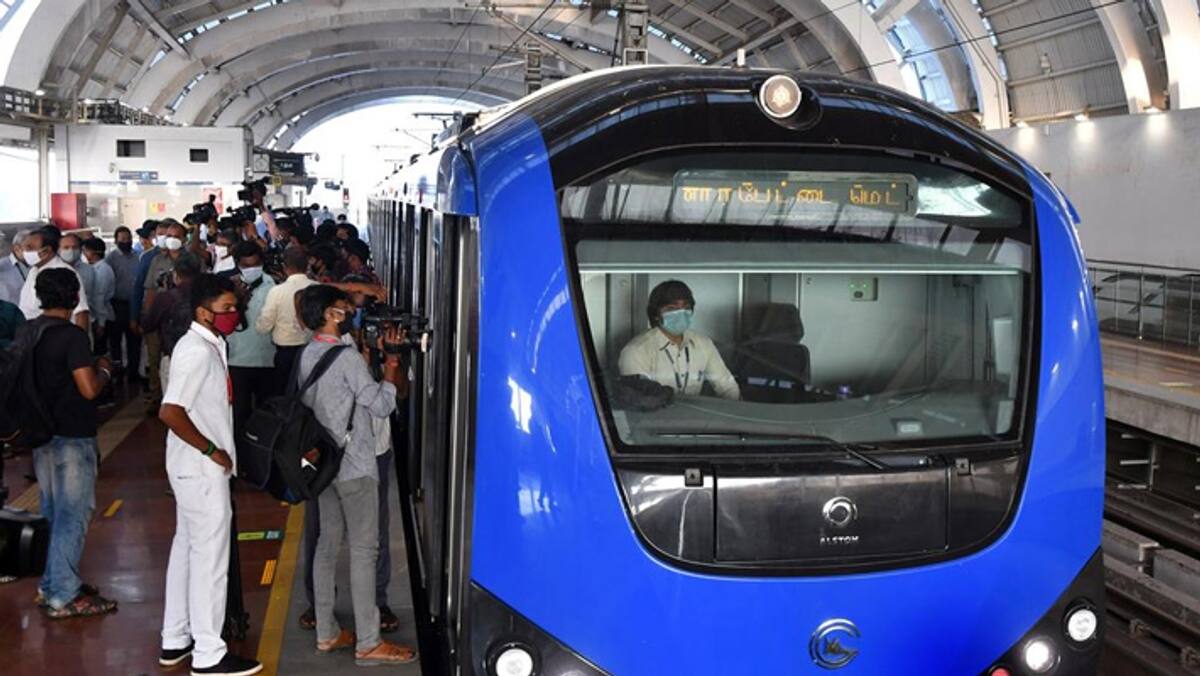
[{"xmin": 1, "ymin": 0, "xmax": 1196, "ymax": 149}]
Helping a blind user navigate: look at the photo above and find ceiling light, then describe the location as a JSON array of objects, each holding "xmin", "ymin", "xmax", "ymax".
[
  {"xmin": 1015, "ymin": 120, "xmax": 1028, "ymax": 128},
  {"xmin": 34, "ymin": 88, "xmax": 46, "ymax": 97},
  {"xmin": 1073, "ymin": 112, "xmax": 1089, "ymax": 122},
  {"xmin": 1145, "ymin": 106, "xmax": 1161, "ymax": 114}
]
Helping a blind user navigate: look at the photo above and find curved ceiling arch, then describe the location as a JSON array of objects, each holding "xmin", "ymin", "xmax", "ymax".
[
  {"xmin": 208, "ymin": 46, "xmax": 548, "ymax": 127},
  {"xmin": 181, "ymin": 23, "xmax": 599, "ymax": 125},
  {"xmin": 273, "ymin": 89, "xmax": 499, "ymax": 151},
  {"xmin": 127, "ymin": 1, "xmax": 691, "ymax": 113},
  {"xmin": 2, "ymin": 0, "xmax": 1176, "ymax": 134},
  {"xmin": 248, "ymin": 70, "xmax": 520, "ymax": 143},
  {"xmin": 237, "ymin": 63, "xmax": 527, "ymax": 129}
]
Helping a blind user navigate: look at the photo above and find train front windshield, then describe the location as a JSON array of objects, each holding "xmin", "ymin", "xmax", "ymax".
[{"xmin": 561, "ymin": 151, "xmax": 1032, "ymax": 452}]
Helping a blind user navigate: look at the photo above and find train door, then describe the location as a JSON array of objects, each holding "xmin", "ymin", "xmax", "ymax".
[{"xmin": 417, "ymin": 210, "xmax": 458, "ymax": 623}]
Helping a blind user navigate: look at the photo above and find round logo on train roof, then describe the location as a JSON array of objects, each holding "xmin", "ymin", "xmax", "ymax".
[{"xmin": 759, "ymin": 74, "xmax": 803, "ymax": 119}]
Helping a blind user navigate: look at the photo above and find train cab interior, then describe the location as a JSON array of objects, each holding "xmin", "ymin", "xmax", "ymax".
[{"xmin": 562, "ymin": 151, "xmax": 1033, "ymax": 452}]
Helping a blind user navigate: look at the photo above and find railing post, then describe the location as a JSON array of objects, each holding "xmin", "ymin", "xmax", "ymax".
[
  {"xmin": 1137, "ymin": 272, "xmax": 1145, "ymax": 339},
  {"xmin": 1189, "ymin": 277, "xmax": 1196, "ymax": 348}
]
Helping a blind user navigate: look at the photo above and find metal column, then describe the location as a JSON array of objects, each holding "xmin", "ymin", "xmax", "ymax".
[
  {"xmin": 619, "ymin": 3, "xmax": 649, "ymax": 65},
  {"xmin": 36, "ymin": 126, "xmax": 50, "ymax": 220}
]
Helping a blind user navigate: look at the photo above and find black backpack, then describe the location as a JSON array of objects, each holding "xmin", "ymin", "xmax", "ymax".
[
  {"xmin": 240, "ymin": 345, "xmax": 350, "ymax": 504},
  {"xmin": 0, "ymin": 317, "xmax": 71, "ymax": 449}
]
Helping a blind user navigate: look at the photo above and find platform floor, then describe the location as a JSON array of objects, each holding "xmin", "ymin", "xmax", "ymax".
[
  {"xmin": 0, "ymin": 383, "xmax": 420, "ymax": 675},
  {"xmin": 1101, "ymin": 336, "xmax": 1200, "ymax": 446}
]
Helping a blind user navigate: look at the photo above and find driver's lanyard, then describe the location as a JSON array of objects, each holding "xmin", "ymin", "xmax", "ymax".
[{"xmin": 661, "ymin": 343, "xmax": 691, "ymax": 393}]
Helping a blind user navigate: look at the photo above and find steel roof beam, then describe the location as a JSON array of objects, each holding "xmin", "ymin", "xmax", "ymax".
[
  {"xmin": 1090, "ymin": 0, "xmax": 1163, "ymax": 112},
  {"xmin": 1145, "ymin": 0, "xmax": 1200, "ymax": 108},
  {"xmin": 71, "ymin": 1, "xmax": 129, "ymax": 99},
  {"xmin": 939, "ymin": 0, "xmax": 1010, "ymax": 128},
  {"xmin": 660, "ymin": 0, "xmax": 748, "ymax": 42},
  {"xmin": 127, "ymin": 0, "xmax": 193, "ymax": 58}
]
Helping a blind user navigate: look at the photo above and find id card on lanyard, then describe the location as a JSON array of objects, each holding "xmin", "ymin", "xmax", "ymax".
[{"xmin": 662, "ymin": 343, "xmax": 691, "ymax": 393}]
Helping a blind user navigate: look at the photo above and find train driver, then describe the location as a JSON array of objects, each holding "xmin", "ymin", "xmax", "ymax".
[{"xmin": 618, "ymin": 280, "xmax": 740, "ymax": 401}]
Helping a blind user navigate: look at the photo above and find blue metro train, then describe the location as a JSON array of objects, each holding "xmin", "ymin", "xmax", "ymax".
[{"xmin": 368, "ymin": 66, "xmax": 1105, "ymax": 675}]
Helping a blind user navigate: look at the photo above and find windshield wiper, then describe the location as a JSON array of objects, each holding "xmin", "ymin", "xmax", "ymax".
[{"xmin": 655, "ymin": 430, "xmax": 886, "ymax": 469}]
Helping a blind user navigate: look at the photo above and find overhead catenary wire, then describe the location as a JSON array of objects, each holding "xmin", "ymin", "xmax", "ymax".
[
  {"xmin": 452, "ymin": 0, "xmax": 561, "ymax": 104},
  {"xmin": 432, "ymin": 5, "xmax": 484, "ymax": 87}
]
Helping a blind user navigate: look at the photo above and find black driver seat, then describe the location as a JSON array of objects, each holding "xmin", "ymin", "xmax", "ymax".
[{"xmin": 733, "ymin": 303, "xmax": 811, "ymax": 403}]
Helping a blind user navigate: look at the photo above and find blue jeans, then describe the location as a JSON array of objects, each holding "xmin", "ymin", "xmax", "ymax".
[{"xmin": 33, "ymin": 436, "xmax": 98, "ymax": 609}]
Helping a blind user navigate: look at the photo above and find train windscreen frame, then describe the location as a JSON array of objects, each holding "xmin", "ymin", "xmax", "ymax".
[{"xmin": 561, "ymin": 149, "xmax": 1035, "ymax": 457}]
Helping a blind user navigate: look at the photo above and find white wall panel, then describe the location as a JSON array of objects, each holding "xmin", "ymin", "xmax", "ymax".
[{"xmin": 990, "ymin": 108, "xmax": 1200, "ymax": 268}]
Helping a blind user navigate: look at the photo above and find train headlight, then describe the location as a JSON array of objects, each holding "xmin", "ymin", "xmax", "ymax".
[
  {"xmin": 1065, "ymin": 606, "xmax": 1098, "ymax": 643},
  {"xmin": 1022, "ymin": 637, "xmax": 1058, "ymax": 673},
  {"xmin": 488, "ymin": 641, "xmax": 538, "ymax": 676},
  {"xmin": 758, "ymin": 75, "xmax": 802, "ymax": 119}
]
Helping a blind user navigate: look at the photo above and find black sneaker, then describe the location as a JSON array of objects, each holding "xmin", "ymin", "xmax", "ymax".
[
  {"xmin": 159, "ymin": 641, "xmax": 194, "ymax": 667},
  {"xmin": 190, "ymin": 653, "xmax": 262, "ymax": 676}
]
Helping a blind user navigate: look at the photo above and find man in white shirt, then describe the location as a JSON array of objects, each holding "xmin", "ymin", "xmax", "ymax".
[
  {"xmin": 255, "ymin": 246, "xmax": 315, "ymax": 381},
  {"xmin": 18, "ymin": 227, "xmax": 90, "ymax": 329},
  {"xmin": 0, "ymin": 229, "xmax": 32, "ymax": 304},
  {"xmin": 619, "ymin": 279, "xmax": 740, "ymax": 401},
  {"xmin": 157, "ymin": 273, "xmax": 262, "ymax": 676}
]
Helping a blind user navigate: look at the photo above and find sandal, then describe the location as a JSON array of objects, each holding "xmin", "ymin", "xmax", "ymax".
[
  {"xmin": 355, "ymin": 640, "xmax": 418, "ymax": 666},
  {"xmin": 379, "ymin": 605, "xmax": 400, "ymax": 633},
  {"xmin": 46, "ymin": 592, "xmax": 117, "ymax": 619},
  {"xmin": 299, "ymin": 607, "xmax": 316, "ymax": 630},
  {"xmin": 35, "ymin": 583, "xmax": 100, "ymax": 608},
  {"xmin": 316, "ymin": 629, "xmax": 355, "ymax": 654}
]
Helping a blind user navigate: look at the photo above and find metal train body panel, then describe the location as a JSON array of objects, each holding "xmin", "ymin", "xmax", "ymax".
[{"xmin": 373, "ymin": 67, "xmax": 1105, "ymax": 675}]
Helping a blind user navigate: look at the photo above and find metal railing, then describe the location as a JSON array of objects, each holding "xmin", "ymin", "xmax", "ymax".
[
  {"xmin": 0, "ymin": 86, "xmax": 174, "ymax": 128},
  {"xmin": 1088, "ymin": 259, "xmax": 1200, "ymax": 349}
]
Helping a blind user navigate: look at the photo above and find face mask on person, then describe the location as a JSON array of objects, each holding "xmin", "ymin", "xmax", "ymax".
[
  {"xmin": 23, "ymin": 249, "xmax": 43, "ymax": 266},
  {"xmin": 215, "ymin": 245, "xmax": 228, "ymax": 260},
  {"xmin": 163, "ymin": 236, "xmax": 183, "ymax": 251},
  {"xmin": 660, "ymin": 308, "xmax": 694, "ymax": 337},
  {"xmin": 239, "ymin": 266, "xmax": 263, "ymax": 284},
  {"xmin": 209, "ymin": 308, "xmax": 241, "ymax": 336},
  {"xmin": 117, "ymin": 240, "xmax": 133, "ymax": 253},
  {"xmin": 60, "ymin": 247, "xmax": 81, "ymax": 264},
  {"xmin": 155, "ymin": 235, "xmax": 167, "ymax": 248}
]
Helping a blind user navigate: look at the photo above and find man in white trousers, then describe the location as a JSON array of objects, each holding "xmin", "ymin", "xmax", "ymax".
[{"xmin": 157, "ymin": 273, "xmax": 262, "ymax": 676}]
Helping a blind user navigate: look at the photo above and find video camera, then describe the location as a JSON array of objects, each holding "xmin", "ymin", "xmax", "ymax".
[
  {"xmin": 360, "ymin": 299, "xmax": 431, "ymax": 354},
  {"xmin": 237, "ymin": 178, "xmax": 268, "ymax": 203},
  {"xmin": 190, "ymin": 194, "xmax": 219, "ymax": 225}
]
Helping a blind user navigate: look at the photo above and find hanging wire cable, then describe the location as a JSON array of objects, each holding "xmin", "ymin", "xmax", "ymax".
[
  {"xmin": 433, "ymin": 5, "xmax": 484, "ymax": 86},
  {"xmin": 452, "ymin": 0, "xmax": 560, "ymax": 104}
]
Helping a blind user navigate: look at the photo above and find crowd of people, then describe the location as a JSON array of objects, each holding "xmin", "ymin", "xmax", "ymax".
[{"xmin": 0, "ymin": 202, "xmax": 417, "ymax": 674}]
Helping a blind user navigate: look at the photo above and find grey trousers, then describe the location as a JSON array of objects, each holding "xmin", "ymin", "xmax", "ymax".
[
  {"xmin": 315, "ymin": 476, "xmax": 381, "ymax": 653},
  {"xmin": 303, "ymin": 450, "xmax": 393, "ymax": 608}
]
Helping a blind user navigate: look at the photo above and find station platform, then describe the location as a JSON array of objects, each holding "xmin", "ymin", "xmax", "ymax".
[
  {"xmin": 0, "ymin": 387, "xmax": 420, "ymax": 676},
  {"xmin": 1102, "ymin": 336, "xmax": 1200, "ymax": 447}
]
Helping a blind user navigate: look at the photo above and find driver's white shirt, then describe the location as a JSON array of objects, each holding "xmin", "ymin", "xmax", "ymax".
[{"xmin": 618, "ymin": 328, "xmax": 740, "ymax": 400}]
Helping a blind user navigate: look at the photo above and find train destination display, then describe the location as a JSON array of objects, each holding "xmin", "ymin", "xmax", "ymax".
[{"xmin": 670, "ymin": 171, "xmax": 918, "ymax": 224}]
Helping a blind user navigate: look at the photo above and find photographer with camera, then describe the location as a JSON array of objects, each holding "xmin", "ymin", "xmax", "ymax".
[
  {"xmin": 294, "ymin": 285, "xmax": 416, "ymax": 665},
  {"xmin": 255, "ymin": 246, "xmax": 316, "ymax": 383}
]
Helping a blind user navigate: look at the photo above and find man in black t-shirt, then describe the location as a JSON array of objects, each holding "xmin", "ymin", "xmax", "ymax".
[{"xmin": 24, "ymin": 268, "xmax": 119, "ymax": 619}]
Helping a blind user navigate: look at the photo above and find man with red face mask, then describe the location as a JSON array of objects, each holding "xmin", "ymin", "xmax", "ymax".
[{"xmin": 157, "ymin": 273, "xmax": 262, "ymax": 676}]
